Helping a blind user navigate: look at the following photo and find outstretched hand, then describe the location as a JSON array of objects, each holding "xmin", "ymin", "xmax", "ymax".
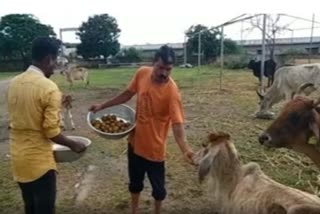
[{"xmin": 183, "ymin": 149, "xmax": 196, "ymax": 165}]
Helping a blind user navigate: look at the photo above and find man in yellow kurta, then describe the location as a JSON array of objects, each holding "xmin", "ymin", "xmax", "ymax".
[{"xmin": 7, "ymin": 37, "xmax": 86, "ymax": 214}]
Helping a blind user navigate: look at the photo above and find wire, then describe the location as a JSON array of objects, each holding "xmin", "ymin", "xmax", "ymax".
[{"xmin": 280, "ymin": 14, "xmax": 320, "ymax": 25}]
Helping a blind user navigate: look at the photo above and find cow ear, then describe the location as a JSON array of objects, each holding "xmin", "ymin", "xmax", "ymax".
[
  {"xmin": 313, "ymin": 98, "xmax": 320, "ymax": 108},
  {"xmin": 198, "ymin": 148, "xmax": 220, "ymax": 183},
  {"xmin": 309, "ymin": 122, "xmax": 319, "ymax": 142},
  {"xmin": 315, "ymin": 106, "xmax": 320, "ymax": 113},
  {"xmin": 309, "ymin": 109, "xmax": 320, "ymax": 142},
  {"xmin": 198, "ymin": 152, "xmax": 214, "ymax": 183}
]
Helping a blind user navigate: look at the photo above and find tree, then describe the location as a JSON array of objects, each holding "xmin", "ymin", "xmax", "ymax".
[
  {"xmin": 116, "ymin": 47, "xmax": 142, "ymax": 63},
  {"xmin": 186, "ymin": 24, "xmax": 241, "ymax": 63},
  {"xmin": 186, "ymin": 25, "xmax": 220, "ymax": 62},
  {"xmin": 0, "ymin": 14, "xmax": 57, "ymax": 68},
  {"xmin": 223, "ymin": 39, "xmax": 242, "ymax": 55},
  {"xmin": 77, "ymin": 14, "xmax": 121, "ymax": 59},
  {"xmin": 249, "ymin": 14, "xmax": 292, "ymax": 60}
]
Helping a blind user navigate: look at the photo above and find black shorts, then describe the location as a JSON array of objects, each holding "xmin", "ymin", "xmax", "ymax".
[{"xmin": 127, "ymin": 144, "xmax": 166, "ymax": 201}]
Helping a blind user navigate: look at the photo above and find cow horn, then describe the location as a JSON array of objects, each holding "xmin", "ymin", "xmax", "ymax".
[
  {"xmin": 296, "ymin": 83, "xmax": 315, "ymax": 96},
  {"xmin": 256, "ymin": 89, "xmax": 265, "ymax": 100}
]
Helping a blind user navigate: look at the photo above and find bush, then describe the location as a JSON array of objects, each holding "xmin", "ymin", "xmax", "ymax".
[
  {"xmin": 215, "ymin": 54, "xmax": 250, "ymax": 69},
  {"xmin": 115, "ymin": 47, "xmax": 142, "ymax": 63}
]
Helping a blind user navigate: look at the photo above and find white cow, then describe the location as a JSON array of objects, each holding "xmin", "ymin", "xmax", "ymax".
[
  {"xmin": 256, "ymin": 63, "xmax": 320, "ymax": 118},
  {"xmin": 57, "ymin": 56, "xmax": 69, "ymax": 67},
  {"xmin": 60, "ymin": 64, "xmax": 89, "ymax": 87},
  {"xmin": 193, "ymin": 131, "xmax": 320, "ymax": 214}
]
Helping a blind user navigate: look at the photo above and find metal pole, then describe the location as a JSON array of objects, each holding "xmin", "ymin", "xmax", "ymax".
[
  {"xmin": 260, "ymin": 14, "xmax": 267, "ymax": 91},
  {"xmin": 198, "ymin": 32, "xmax": 201, "ymax": 69},
  {"xmin": 240, "ymin": 21, "xmax": 244, "ymax": 45},
  {"xmin": 59, "ymin": 29, "xmax": 64, "ymax": 57},
  {"xmin": 184, "ymin": 33, "xmax": 187, "ymax": 65},
  {"xmin": 309, "ymin": 13, "xmax": 315, "ymax": 63},
  {"xmin": 220, "ymin": 26, "xmax": 224, "ymax": 91}
]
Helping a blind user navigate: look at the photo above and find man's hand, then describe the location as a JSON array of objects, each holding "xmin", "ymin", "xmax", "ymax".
[
  {"xmin": 88, "ymin": 90, "xmax": 135, "ymax": 113},
  {"xmin": 69, "ymin": 140, "xmax": 87, "ymax": 153},
  {"xmin": 50, "ymin": 134, "xmax": 87, "ymax": 153},
  {"xmin": 183, "ymin": 148, "xmax": 196, "ymax": 165},
  {"xmin": 172, "ymin": 123, "xmax": 195, "ymax": 165},
  {"xmin": 88, "ymin": 104, "xmax": 103, "ymax": 113}
]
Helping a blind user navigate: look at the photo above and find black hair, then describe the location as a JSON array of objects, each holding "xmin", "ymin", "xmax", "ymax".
[
  {"xmin": 31, "ymin": 37, "xmax": 60, "ymax": 62},
  {"xmin": 153, "ymin": 45, "xmax": 175, "ymax": 64}
]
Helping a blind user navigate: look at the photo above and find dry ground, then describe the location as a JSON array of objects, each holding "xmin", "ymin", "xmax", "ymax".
[{"xmin": 1, "ymin": 67, "xmax": 320, "ymax": 214}]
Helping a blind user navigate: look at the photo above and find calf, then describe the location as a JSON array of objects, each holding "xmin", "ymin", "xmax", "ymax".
[
  {"xmin": 256, "ymin": 63, "xmax": 320, "ymax": 118},
  {"xmin": 194, "ymin": 131, "xmax": 320, "ymax": 214},
  {"xmin": 248, "ymin": 59, "xmax": 277, "ymax": 87},
  {"xmin": 60, "ymin": 94, "xmax": 75, "ymax": 130},
  {"xmin": 259, "ymin": 94, "xmax": 320, "ymax": 168}
]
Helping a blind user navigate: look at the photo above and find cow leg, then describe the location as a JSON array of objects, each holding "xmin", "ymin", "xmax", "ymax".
[
  {"xmin": 284, "ymin": 90, "xmax": 292, "ymax": 101},
  {"xmin": 292, "ymin": 143, "xmax": 320, "ymax": 169},
  {"xmin": 267, "ymin": 76, "xmax": 272, "ymax": 87},
  {"xmin": 84, "ymin": 74, "xmax": 89, "ymax": 87},
  {"xmin": 60, "ymin": 112, "xmax": 66, "ymax": 131},
  {"xmin": 67, "ymin": 78, "xmax": 73, "ymax": 88},
  {"xmin": 67, "ymin": 109, "xmax": 75, "ymax": 130}
]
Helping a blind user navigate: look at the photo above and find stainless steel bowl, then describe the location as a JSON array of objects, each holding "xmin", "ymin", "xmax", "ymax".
[
  {"xmin": 53, "ymin": 136, "xmax": 91, "ymax": 163},
  {"xmin": 87, "ymin": 104, "xmax": 136, "ymax": 140}
]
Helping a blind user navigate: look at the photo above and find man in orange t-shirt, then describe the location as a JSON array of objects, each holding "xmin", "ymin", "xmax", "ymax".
[{"xmin": 89, "ymin": 45, "xmax": 194, "ymax": 214}]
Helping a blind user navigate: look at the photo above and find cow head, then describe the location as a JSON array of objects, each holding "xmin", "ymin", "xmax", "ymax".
[
  {"xmin": 259, "ymin": 95, "xmax": 320, "ymax": 148},
  {"xmin": 255, "ymin": 83, "xmax": 315, "ymax": 120},
  {"xmin": 62, "ymin": 94, "xmax": 73, "ymax": 109},
  {"xmin": 193, "ymin": 132, "xmax": 240, "ymax": 183}
]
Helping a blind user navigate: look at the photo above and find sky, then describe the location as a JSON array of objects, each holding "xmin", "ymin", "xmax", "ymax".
[{"xmin": 1, "ymin": 0, "xmax": 320, "ymax": 45}]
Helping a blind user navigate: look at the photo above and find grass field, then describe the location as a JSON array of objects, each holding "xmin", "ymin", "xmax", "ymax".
[
  {"xmin": 1, "ymin": 66, "xmax": 320, "ymax": 213},
  {"xmin": 0, "ymin": 72, "xmax": 19, "ymax": 81}
]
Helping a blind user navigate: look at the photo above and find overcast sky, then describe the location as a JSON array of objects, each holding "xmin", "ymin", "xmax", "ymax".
[{"xmin": 1, "ymin": 0, "xmax": 320, "ymax": 45}]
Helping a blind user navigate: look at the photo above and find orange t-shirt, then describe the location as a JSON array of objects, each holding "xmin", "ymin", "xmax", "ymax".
[{"xmin": 127, "ymin": 66, "xmax": 185, "ymax": 162}]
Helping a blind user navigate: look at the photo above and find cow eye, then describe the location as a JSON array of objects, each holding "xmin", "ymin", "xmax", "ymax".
[{"xmin": 288, "ymin": 112, "xmax": 300, "ymax": 123}]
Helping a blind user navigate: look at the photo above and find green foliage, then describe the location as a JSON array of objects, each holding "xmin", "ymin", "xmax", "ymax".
[
  {"xmin": 116, "ymin": 47, "xmax": 142, "ymax": 63},
  {"xmin": 77, "ymin": 14, "xmax": 121, "ymax": 59},
  {"xmin": 0, "ymin": 14, "xmax": 57, "ymax": 68},
  {"xmin": 186, "ymin": 25, "xmax": 241, "ymax": 63}
]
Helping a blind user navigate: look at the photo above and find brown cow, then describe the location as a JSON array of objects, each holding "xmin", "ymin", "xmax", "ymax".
[
  {"xmin": 258, "ymin": 93, "xmax": 320, "ymax": 168},
  {"xmin": 194, "ymin": 131, "xmax": 320, "ymax": 214}
]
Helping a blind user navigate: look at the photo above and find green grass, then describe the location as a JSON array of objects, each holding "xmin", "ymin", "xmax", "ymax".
[
  {"xmin": 0, "ymin": 72, "xmax": 20, "ymax": 81},
  {"xmin": 2, "ymin": 66, "xmax": 319, "ymax": 213},
  {"xmin": 52, "ymin": 65, "xmax": 242, "ymax": 91}
]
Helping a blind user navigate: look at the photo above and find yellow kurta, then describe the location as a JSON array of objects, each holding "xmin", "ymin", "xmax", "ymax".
[{"xmin": 7, "ymin": 65, "xmax": 61, "ymax": 183}]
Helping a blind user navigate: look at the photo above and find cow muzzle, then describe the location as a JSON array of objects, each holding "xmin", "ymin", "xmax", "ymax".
[{"xmin": 259, "ymin": 132, "xmax": 272, "ymax": 145}]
